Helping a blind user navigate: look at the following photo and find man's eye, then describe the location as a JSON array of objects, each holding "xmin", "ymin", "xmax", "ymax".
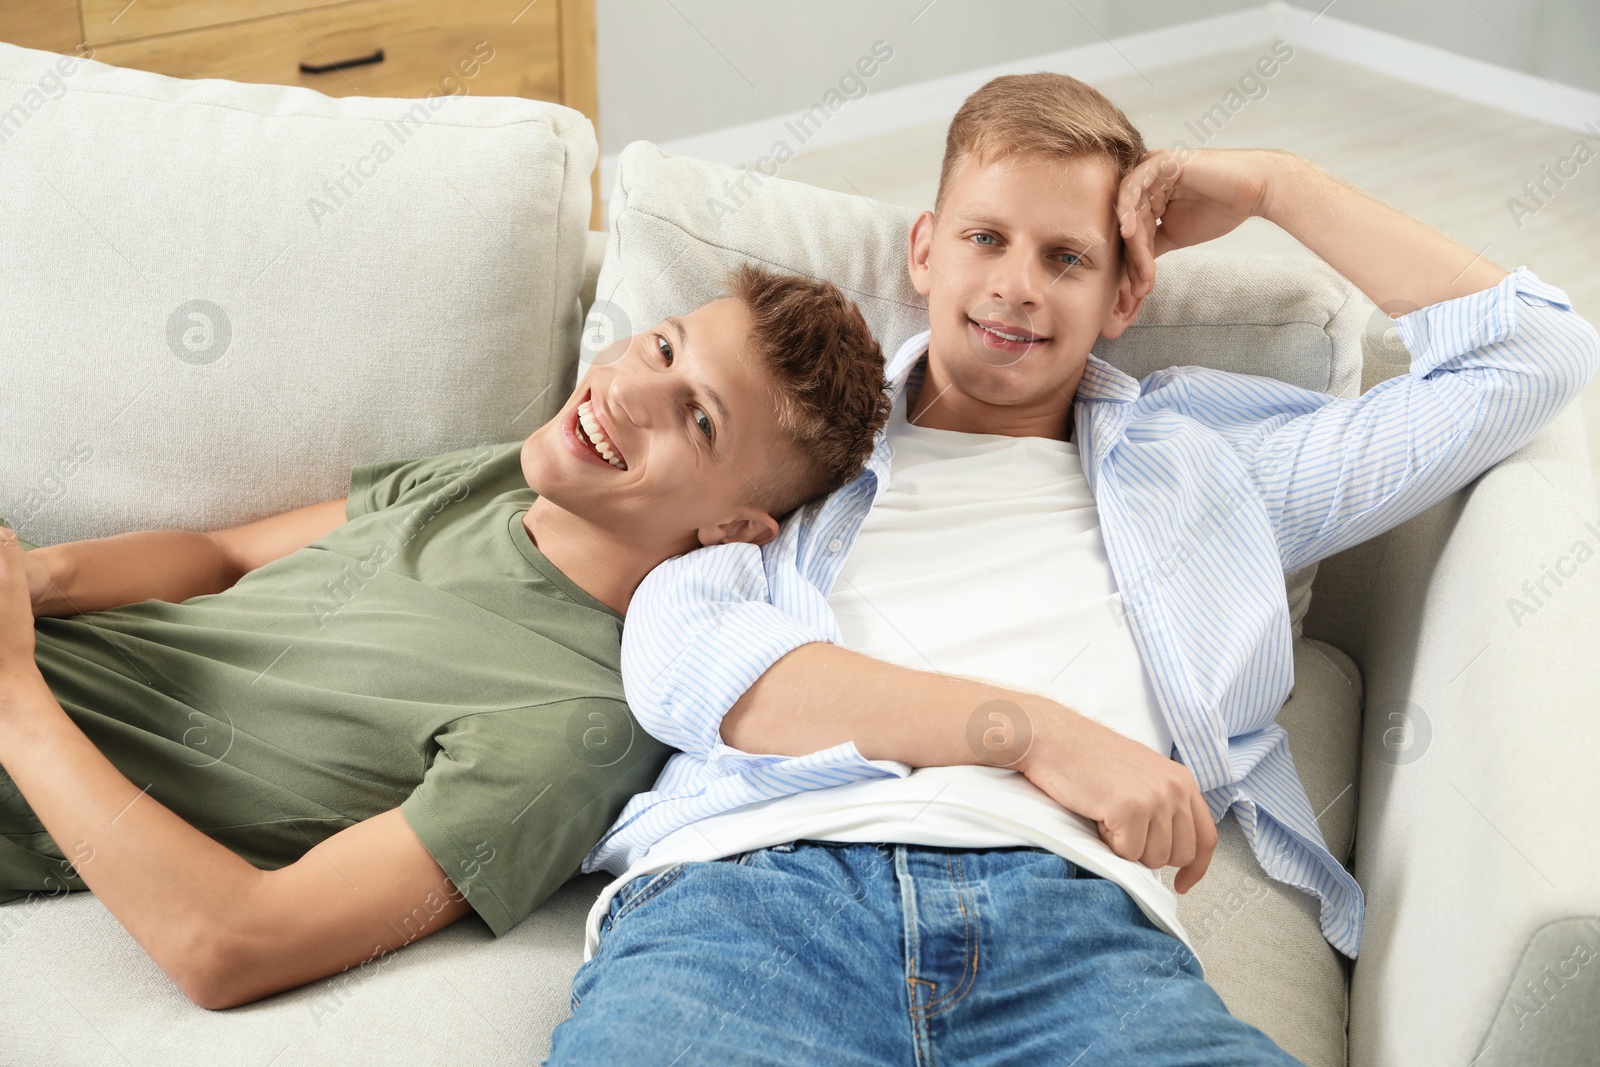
[
  {"xmin": 1058, "ymin": 252, "xmax": 1084, "ymax": 267},
  {"xmin": 972, "ymin": 233, "xmax": 996, "ymax": 246},
  {"xmin": 656, "ymin": 334, "xmax": 674, "ymax": 366},
  {"xmin": 693, "ymin": 408, "xmax": 713, "ymax": 441}
]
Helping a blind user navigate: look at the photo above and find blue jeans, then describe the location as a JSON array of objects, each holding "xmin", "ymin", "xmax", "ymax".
[{"xmin": 545, "ymin": 841, "xmax": 1301, "ymax": 1066}]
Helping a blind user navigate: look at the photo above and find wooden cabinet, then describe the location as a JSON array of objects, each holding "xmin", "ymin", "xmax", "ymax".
[
  {"xmin": 0, "ymin": 0, "xmax": 80, "ymax": 53},
  {"xmin": 0, "ymin": 0, "xmax": 600, "ymax": 226}
]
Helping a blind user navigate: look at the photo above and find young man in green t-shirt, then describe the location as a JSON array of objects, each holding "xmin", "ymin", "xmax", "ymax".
[{"xmin": 0, "ymin": 264, "xmax": 892, "ymax": 1009}]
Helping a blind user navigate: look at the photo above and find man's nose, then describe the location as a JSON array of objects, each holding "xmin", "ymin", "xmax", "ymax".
[
  {"xmin": 604, "ymin": 361, "xmax": 662, "ymax": 432},
  {"xmin": 992, "ymin": 247, "xmax": 1044, "ymax": 307}
]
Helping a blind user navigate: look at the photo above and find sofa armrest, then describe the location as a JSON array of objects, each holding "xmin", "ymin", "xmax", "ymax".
[{"xmin": 1347, "ymin": 402, "xmax": 1600, "ymax": 1067}]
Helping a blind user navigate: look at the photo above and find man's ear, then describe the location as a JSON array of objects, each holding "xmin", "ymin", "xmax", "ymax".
[
  {"xmin": 697, "ymin": 511, "xmax": 780, "ymax": 549},
  {"xmin": 1099, "ymin": 252, "xmax": 1151, "ymax": 342},
  {"xmin": 906, "ymin": 210, "xmax": 936, "ymax": 298}
]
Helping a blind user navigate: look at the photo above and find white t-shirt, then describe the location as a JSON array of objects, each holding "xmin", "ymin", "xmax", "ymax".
[{"xmin": 583, "ymin": 386, "xmax": 1195, "ymax": 961}]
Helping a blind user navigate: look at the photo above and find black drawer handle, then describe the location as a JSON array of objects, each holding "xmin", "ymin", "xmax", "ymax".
[{"xmin": 300, "ymin": 49, "xmax": 384, "ymax": 75}]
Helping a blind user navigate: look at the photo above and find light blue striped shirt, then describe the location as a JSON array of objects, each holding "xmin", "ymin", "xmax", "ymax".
[{"xmin": 585, "ymin": 266, "xmax": 1598, "ymax": 958}]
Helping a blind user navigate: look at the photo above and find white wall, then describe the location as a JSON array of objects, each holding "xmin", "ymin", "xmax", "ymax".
[
  {"xmin": 593, "ymin": 0, "xmax": 1265, "ymax": 155},
  {"xmin": 594, "ymin": 0, "xmax": 1599, "ymax": 158},
  {"xmin": 1319, "ymin": 0, "xmax": 1599, "ymax": 95}
]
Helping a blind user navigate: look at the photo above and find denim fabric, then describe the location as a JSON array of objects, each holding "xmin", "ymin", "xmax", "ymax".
[{"xmin": 545, "ymin": 841, "xmax": 1301, "ymax": 1066}]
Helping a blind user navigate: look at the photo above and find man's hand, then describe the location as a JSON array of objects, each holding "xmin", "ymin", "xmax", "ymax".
[
  {"xmin": 720, "ymin": 643, "xmax": 1218, "ymax": 892},
  {"xmin": 1121, "ymin": 145, "xmax": 1508, "ymax": 314},
  {"xmin": 1115, "ymin": 146, "xmax": 1290, "ymax": 301},
  {"xmin": 0, "ymin": 527, "xmax": 40, "ymax": 682},
  {"xmin": 1016, "ymin": 703, "xmax": 1217, "ymax": 894}
]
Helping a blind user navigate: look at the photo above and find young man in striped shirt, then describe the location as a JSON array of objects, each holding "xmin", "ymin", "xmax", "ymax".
[{"xmin": 547, "ymin": 73, "xmax": 1599, "ymax": 1065}]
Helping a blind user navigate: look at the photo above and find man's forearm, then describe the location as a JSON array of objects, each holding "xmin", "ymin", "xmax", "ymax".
[
  {"xmin": 33, "ymin": 531, "xmax": 236, "ymax": 616},
  {"xmin": 0, "ymin": 670, "xmax": 263, "ymax": 1001},
  {"xmin": 1261, "ymin": 152, "xmax": 1508, "ymax": 310},
  {"xmin": 721, "ymin": 641, "xmax": 1062, "ymax": 767}
]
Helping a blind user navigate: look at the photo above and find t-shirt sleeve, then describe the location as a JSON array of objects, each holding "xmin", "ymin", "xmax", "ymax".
[
  {"xmin": 400, "ymin": 699, "xmax": 673, "ymax": 936},
  {"xmin": 346, "ymin": 443, "xmax": 506, "ymax": 520},
  {"xmin": 0, "ymin": 517, "xmax": 39, "ymax": 552}
]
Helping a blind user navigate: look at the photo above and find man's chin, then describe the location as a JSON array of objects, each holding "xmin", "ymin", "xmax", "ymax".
[
  {"xmin": 949, "ymin": 353, "xmax": 1061, "ymax": 406},
  {"xmin": 519, "ymin": 434, "xmax": 573, "ymax": 502},
  {"xmin": 518, "ymin": 434, "xmax": 549, "ymax": 490},
  {"xmin": 522, "ymin": 474, "xmax": 591, "ymax": 521}
]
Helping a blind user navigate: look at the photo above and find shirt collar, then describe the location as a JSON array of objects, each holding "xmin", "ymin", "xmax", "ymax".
[
  {"xmin": 1075, "ymin": 350, "xmax": 1142, "ymax": 403},
  {"xmin": 885, "ymin": 329, "xmax": 1142, "ymax": 405}
]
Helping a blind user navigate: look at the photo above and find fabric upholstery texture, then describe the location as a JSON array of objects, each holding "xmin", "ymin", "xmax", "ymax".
[
  {"xmin": 0, "ymin": 41, "xmax": 594, "ymax": 548},
  {"xmin": 0, "ymin": 870, "xmax": 609, "ymax": 1064}
]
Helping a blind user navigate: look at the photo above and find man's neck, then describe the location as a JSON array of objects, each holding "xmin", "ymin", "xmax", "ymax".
[
  {"xmin": 905, "ymin": 347, "xmax": 1079, "ymax": 442},
  {"xmin": 520, "ymin": 497, "xmax": 665, "ymax": 616}
]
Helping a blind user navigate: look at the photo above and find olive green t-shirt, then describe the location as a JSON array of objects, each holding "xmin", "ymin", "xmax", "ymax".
[{"xmin": 0, "ymin": 441, "xmax": 671, "ymax": 936}]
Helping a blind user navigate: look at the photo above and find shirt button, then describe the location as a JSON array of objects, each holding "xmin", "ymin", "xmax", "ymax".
[{"xmin": 827, "ymin": 538, "xmax": 843, "ymax": 553}]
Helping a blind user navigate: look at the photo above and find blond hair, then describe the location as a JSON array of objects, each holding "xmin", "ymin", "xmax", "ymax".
[{"xmin": 935, "ymin": 72, "xmax": 1148, "ymax": 219}]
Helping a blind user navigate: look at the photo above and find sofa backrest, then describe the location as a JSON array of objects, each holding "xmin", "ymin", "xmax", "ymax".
[{"xmin": 0, "ymin": 41, "xmax": 595, "ymax": 546}]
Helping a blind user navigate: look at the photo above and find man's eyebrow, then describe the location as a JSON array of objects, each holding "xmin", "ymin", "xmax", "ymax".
[
  {"xmin": 958, "ymin": 210, "xmax": 1108, "ymax": 252},
  {"xmin": 668, "ymin": 315, "xmax": 731, "ymax": 436}
]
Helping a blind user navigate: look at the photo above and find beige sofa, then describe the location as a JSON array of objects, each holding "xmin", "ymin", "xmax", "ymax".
[{"xmin": 3, "ymin": 40, "xmax": 1597, "ymax": 1067}]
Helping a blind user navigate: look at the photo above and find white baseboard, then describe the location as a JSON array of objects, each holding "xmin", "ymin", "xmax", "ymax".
[
  {"xmin": 1272, "ymin": 1, "xmax": 1600, "ymax": 135},
  {"xmin": 596, "ymin": 2, "xmax": 1600, "ymax": 209}
]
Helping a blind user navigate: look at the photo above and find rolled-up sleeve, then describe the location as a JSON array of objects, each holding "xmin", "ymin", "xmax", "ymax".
[
  {"xmin": 589, "ymin": 534, "xmax": 907, "ymax": 873},
  {"xmin": 621, "ymin": 541, "xmax": 840, "ymax": 763},
  {"xmin": 1238, "ymin": 266, "xmax": 1599, "ymax": 573}
]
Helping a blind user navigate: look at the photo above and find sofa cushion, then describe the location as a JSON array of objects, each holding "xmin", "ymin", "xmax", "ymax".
[
  {"xmin": 1162, "ymin": 635, "xmax": 1364, "ymax": 1067},
  {"xmin": 583, "ymin": 140, "xmax": 1368, "ymax": 637},
  {"xmin": 0, "ymin": 41, "xmax": 594, "ymax": 547},
  {"xmin": 0, "ymin": 871, "xmax": 607, "ymax": 1064}
]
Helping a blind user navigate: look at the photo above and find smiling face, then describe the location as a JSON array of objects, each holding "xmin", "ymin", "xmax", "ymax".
[
  {"xmin": 907, "ymin": 149, "xmax": 1147, "ymax": 434},
  {"xmin": 519, "ymin": 296, "xmax": 785, "ymax": 555}
]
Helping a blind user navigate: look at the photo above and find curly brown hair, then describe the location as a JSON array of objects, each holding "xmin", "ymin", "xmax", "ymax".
[{"xmin": 726, "ymin": 263, "xmax": 892, "ymax": 520}]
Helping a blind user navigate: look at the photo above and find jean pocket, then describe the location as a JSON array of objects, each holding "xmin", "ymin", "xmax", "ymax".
[
  {"xmin": 725, "ymin": 840, "xmax": 800, "ymax": 866},
  {"xmin": 609, "ymin": 863, "xmax": 689, "ymax": 925}
]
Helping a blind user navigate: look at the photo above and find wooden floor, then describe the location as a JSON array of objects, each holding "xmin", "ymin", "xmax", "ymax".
[{"xmin": 759, "ymin": 45, "xmax": 1600, "ymax": 505}]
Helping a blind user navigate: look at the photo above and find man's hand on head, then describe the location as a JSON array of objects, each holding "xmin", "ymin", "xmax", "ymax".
[{"xmin": 1115, "ymin": 146, "xmax": 1295, "ymax": 302}]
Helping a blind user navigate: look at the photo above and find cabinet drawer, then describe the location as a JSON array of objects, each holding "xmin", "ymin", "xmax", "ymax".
[
  {"xmin": 0, "ymin": 0, "xmax": 82, "ymax": 52},
  {"xmin": 89, "ymin": 0, "xmax": 562, "ymax": 102},
  {"xmin": 82, "ymin": 0, "xmax": 355, "ymax": 47}
]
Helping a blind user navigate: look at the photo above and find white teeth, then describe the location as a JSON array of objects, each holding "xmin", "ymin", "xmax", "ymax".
[
  {"xmin": 980, "ymin": 323, "xmax": 1033, "ymax": 343},
  {"xmin": 576, "ymin": 401, "xmax": 626, "ymax": 469}
]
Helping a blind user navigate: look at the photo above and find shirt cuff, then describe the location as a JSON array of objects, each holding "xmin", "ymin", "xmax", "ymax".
[
  {"xmin": 1397, "ymin": 265, "xmax": 1574, "ymax": 377},
  {"xmin": 704, "ymin": 737, "xmax": 913, "ymax": 780},
  {"xmin": 658, "ymin": 598, "xmax": 839, "ymax": 764}
]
